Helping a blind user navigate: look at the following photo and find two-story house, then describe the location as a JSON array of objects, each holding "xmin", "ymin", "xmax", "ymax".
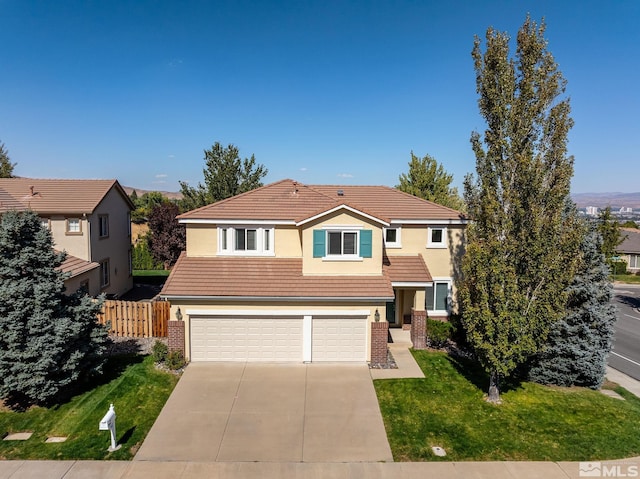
[
  {"xmin": 0, "ymin": 178, "xmax": 134, "ymax": 297},
  {"xmin": 160, "ymin": 179, "xmax": 467, "ymax": 363}
]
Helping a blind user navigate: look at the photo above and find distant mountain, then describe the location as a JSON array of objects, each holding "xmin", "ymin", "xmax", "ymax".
[
  {"xmin": 122, "ymin": 186, "xmax": 183, "ymax": 201},
  {"xmin": 571, "ymin": 192, "xmax": 640, "ymax": 209}
]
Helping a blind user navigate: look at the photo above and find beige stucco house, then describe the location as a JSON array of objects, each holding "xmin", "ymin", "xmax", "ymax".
[
  {"xmin": 619, "ymin": 228, "xmax": 640, "ymax": 274},
  {"xmin": 161, "ymin": 179, "xmax": 467, "ymax": 363},
  {"xmin": 0, "ymin": 178, "xmax": 134, "ymax": 297}
]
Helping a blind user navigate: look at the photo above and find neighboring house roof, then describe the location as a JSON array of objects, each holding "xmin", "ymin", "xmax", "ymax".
[
  {"xmin": 384, "ymin": 255, "xmax": 433, "ymax": 284},
  {"xmin": 0, "ymin": 178, "xmax": 134, "ymax": 214},
  {"xmin": 178, "ymin": 179, "xmax": 466, "ymax": 223},
  {"xmin": 58, "ymin": 252, "xmax": 99, "ymax": 278},
  {"xmin": 161, "ymin": 253, "xmax": 395, "ymax": 300},
  {"xmin": 619, "ymin": 228, "xmax": 640, "ymax": 254}
]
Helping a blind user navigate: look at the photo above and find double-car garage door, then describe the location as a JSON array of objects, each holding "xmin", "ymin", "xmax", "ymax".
[{"xmin": 190, "ymin": 315, "xmax": 367, "ymax": 362}]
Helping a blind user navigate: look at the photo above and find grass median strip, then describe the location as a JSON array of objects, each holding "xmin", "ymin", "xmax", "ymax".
[
  {"xmin": 0, "ymin": 354, "xmax": 178, "ymax": 460},
  {"xmin": 374, "ymin": 350, "xmax": 640, "ymax": 461}
]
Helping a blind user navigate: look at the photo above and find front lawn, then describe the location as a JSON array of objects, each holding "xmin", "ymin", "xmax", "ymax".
[
  {"xmin": 0, "ymin": 354, "xmax": 178, "ymax": 460},
  {"xmin": 375, "ymin": 350, "xmax": 640, "ymax": 461},
  {"xmin": 615, "ymin": 273, "xmax": 640, "ymax": 284}
]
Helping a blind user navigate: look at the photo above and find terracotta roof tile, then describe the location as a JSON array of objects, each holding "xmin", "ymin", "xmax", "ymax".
[
  {"xmin": 178, "ymin": 179, "xmax": 465, "ymax": 223},
  {"xmin": 161, "ymin": 253, "xmax": 394, "ymax": 299},
  {"xmin": 0, "ymin": 178, "xmax": 132, "ymax": 214},
  {"xmin": 384, "ymin": 255, "xmax": 432, "ymax": 283},
  {"xmin": 58, "ymin": 252, "xmax": 99, "ymax": 278}
]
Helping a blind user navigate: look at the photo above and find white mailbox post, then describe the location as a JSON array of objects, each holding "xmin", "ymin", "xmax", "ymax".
[{"xmin": 99, "ymin": 404, "xmax": 121, "ymax": 451}]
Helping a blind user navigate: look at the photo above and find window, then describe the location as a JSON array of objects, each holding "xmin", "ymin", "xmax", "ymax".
[
  {"xmin": 66, "ymin": 218, "xmax": 81, "ymax": 234},
  {"xmin": 128, "ymin": 249, "xmax": 133, "ymax": 276},
  {"xmin": 127, "ymin": 212, "xmax": 131, "ymax": 237},
  {"xmin": 630, "ymin": 254, "xmax": 639, "ymax": 269},
  {"xmin": 100, "ymin": 259, "xmax": 110, "ymax": 287},
  {"xmin": 313, "ymin": 228, "xmax": 372, "ymax": 259},
  {"xmin": 218, "ymin": 226, "xmax": 274, "ymax": 255},
  {"xmin": 79, "ymin": 280, "xmax": 89, "ymax": 294},
  {"xmin": 40, "ymin": 218, "xmax": 50, "ymax": 230},
  {"xmin": 384, "ymin": 227, "xmax": 401, "ymax": 248},
  {"xmin": 427, "ymin": 227, "xmax": 446, "ymax": 248},
  {"xmin": 99, "ymin": 215, "xmax": 109, "ymax": 238},
  {"xmin": 426, "ymin": 280, "xmax": 451, "ymax": 313}
]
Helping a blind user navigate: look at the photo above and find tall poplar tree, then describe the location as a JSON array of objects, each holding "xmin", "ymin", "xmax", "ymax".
[
  {"xmin": 0, "ymin": 211, "xmax": 108, "ymax": 407},
  {"xmin": 460, "ymin": 17, "xmax": 581, "ymax": 403},
  {"xmin": 0, "ymin": 141, "xmax": 16, "ymax": 178}
]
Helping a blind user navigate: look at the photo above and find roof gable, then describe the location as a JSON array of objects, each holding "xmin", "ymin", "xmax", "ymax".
[
  {"xmin": 178, "ymin": 179, "xmax": 466, "ymax": 223},
  {"xmin": 0, "ymin": 178, "xmax": 133, "ymax": 214}
]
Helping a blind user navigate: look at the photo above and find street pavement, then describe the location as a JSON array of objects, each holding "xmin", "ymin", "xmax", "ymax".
[{"xmin": 610, "ymin": 283, "xmax": 640, "ymax": 379}]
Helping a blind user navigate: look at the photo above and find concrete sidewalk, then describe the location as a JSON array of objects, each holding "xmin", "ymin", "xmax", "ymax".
[{"xmin": 3, "ymin": 458, "xmax": 640, "ymax": 478}]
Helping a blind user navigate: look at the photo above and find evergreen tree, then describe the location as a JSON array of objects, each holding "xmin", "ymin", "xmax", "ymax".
[
  {"xmin": 147, "ymin": 202, "xmax": 186, "ymax": 268},
  {"xmin": 0, "ymin": 211, "xmax": 108, "ymax": 407},
  {"xmin": 529, "ymin": 225, "xmax": 616, "ymax": 389},
  {"xmin": 179, "ymin": 142, "xmax": 267, "ymax": 211},
  {"xmin": 397, "ymin": 152, "xmax": 465, "ymax": 211},
  {"xmin": 460, "ymin": 17, "xmax": 581, "ymax": 403},
  {"xmin": 0, "ymin": 141, "xmax": 16, "ymax": 178}
]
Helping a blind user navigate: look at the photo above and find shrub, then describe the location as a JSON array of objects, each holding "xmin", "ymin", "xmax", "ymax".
[
  {"xmin": 611, "ymin": 261, "xmax": 628, "ymax": 275},
  {"xmin": 426, "ymin": 319, "xmax": 453, "ymax": 349},
  {"xmin": 151, "ymin": 340, "xmax": 169, "ymax": 363},
  {"xmin": 165, "ymin": 350, "xmax": 186, "ymax": 370}
]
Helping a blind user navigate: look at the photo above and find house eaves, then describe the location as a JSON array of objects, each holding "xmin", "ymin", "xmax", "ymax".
[{"xmin": 296, "ymin": 203, "xmax": 390, "ymax": 227}]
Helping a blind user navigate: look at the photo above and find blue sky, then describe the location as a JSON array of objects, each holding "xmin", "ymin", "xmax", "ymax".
[{"xmin": 1, "ymin": 0, "xmax": 638, "ymax": 193}]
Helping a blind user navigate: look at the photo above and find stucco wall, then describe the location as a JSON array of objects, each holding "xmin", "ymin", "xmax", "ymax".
[
  {"xmin": 63, "ymin": 268, "xmax": 101, "ymax": 297},
  {"xmin": 49, "ymin": 215, "xmax": 90, "ymax": 260}
]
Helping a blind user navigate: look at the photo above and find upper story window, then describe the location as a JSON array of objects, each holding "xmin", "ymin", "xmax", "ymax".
[
  {"xmin": 218, "ymin": 226, "xmax": 274, "ymax": 256},
  {"xmin": 313, "ymin": 227, "xmax": 372, "ymax": 260},
  {"xmin": 384, "ymin": 226, "xmax": 401, "ymax": 248},
  {"xmin": 66, "ymin": 218, "xmax": 82, "ymax": 235},
  {"xmin": 99, "ymin": 215, "xmax": 109, "ymax": 238},
  {"xmin": 40, "ymin": 218, "xmax": 50, "ymax": 230},
  {"xmin": 427, "ymin": 227, "xmax": 447, "ymax": 248}
]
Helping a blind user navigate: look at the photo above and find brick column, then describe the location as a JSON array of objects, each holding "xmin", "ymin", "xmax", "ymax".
[
  {"xmin": 167, "ymin": 320, "xmax": 185, "ymax": 357},
  {"xmin": 411, "ymin": 309, "xmax": 427, "ymax": 350},
  {"xmin": 370, "ymin": 321, "xmax": 389, "ymax": 366}
]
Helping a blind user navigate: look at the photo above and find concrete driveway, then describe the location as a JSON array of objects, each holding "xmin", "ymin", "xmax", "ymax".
[{"xmin": 134, "ymin": 363, "xmax": 393, "ymax": 463}]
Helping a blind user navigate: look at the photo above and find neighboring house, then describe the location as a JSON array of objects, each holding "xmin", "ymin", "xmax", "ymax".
[
  {"xmin": 618, "ymin": 228, "xmax": 640, "ymax": 273},
  {"xmin": 0, "ymin": 178, "xmax": 134, "ymax": 297},
  {"xmin": 161, "ymin": 179, "xmax": 467, "ymax": 363}
]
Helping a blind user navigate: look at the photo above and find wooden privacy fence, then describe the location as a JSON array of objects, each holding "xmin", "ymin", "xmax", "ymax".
[{"xmin": 97, "ymin": 299, "xmax": 170, "ymax": 338}]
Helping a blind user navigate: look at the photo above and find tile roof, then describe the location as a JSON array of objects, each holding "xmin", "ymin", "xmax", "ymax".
[
  {"xmin": 160, "ymin": 253, "xmax": 394, "ymax": 300},
  {"xmin": 0, "ymin": 178, "xmax": 132, "ymax": 214},
  {"xmin": 178, "ymin": 179, "xmax": 466, "ymax": 223},
  {"xmin": 619, "ymin": 228, "xmax": 640, "ymax": 254},
  {"xmin": 384, "ymin": 255, "xmax": 433, "ymax": 283},
  {"xmin": 58, "ymin": 252, "xmax": 99, "ymax": 278}
]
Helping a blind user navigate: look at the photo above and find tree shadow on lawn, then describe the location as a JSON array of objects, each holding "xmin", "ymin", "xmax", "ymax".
[{"xmin": 444, "ymin": 352, "xmax": 525, "ymax": 396}]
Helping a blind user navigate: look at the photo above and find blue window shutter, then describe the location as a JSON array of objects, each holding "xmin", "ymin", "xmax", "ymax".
[
  {"xmin": 313, "ymin": 230, "xmax": 325, "ymax": 257},
  {"xmin": 360, "ymin": 229, "xmax": 372, "ymax": 258}
]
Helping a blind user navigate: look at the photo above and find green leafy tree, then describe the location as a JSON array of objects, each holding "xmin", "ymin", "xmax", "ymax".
[
  {"xmin": 529, "ymin": 225, "xmax": 616, "ymax": 389},
  {"xmin": 397, "ymin": 152, "xmax": 465, "ymax": 211},
  {"xmin": 597, "ymin": 207, "xmax": 623, "ymax": 260},
  {"xmin": 0, "ymin": 141, "xmax": 16, "ymax": 178},
  {"xmin": 147, "ymin": 202, "xmax": 186, "ymax": 269},
  {"xmin": 460, "ymin": 17, "xmax": 581, "ymax": 403},
  {"xmin": 132, "ymin": 235, "xmax": 162, "ymax": 270},
  {"xmin": 179, "ymin": 142, "xmax": 268, "ymax": 211},
  {"xmin": 130, "ymin": 191, "xmax": 169, "ymax": 223},
  {"xmin": 621, "ymin": 220, "xmax": 638, "ymax": 229},
  {"xmin": 0, "ymin": 210, "xmax": 108, "ymax": 407}
]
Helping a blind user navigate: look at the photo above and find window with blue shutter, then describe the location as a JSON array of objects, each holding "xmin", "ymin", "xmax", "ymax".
[
  {"xmin": 313, "ymin": 230, "xmax": 325, "ymax": 257},
  {"xmin": 360, "ymin": 229, "xmax": 372, "ymax": 258}
]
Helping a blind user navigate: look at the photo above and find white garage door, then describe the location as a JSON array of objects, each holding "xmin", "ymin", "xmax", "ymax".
[
  {"xmin": 191, "ymin": 317, "xmax": 303, "ymax": 362},
  {"xmin": 312, "ymin": 318, "xmax": 367, "ymax": 362}
]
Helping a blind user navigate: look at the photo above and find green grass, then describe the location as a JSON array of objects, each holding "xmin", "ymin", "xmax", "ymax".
[
  {"xmin": 614, "ymin": 273, "xmax": 640, "ymax": 284},
  {"xmin": 133, "ymin": 269, "xmax": 170, "ymax": 277},
  {"xmin": 375, "ymin": 350, "xmax": 640, "ymax": 461},
  {"xmin": 0, "ymin": 355, "xmax": 178, "ymax": 460}
]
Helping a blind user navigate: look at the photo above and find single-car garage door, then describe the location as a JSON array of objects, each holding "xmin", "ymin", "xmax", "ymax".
[
  {"xmin": 191, "ymin": 317, "xmax": 303, "ymax": 362},
  {"xmin": 312, "ymin": 317, "xmax": 367, "ymax": 362}
]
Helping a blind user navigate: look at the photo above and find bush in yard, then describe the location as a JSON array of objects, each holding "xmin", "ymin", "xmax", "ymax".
[
  {"xmin": 152, "ymin": 340, "xmax": 169, "ymax": 363},
  {"xmin": 426, "ymin": 318, "xmax": 453, "ymax": 348},
  {"xmin": 0, "ymin": 210, "xmax": 109, "ymax": 407},
  {"xmin": 165, "ymin": 350, "xmax": 186, "ymax": 370}
]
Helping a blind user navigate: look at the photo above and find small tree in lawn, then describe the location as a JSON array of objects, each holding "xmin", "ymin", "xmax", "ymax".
[
  {"xmin": 397, "ymin": 152, "xmax": 465, "ymax": 211},
  {"xmin": 0, "ymin": 210, "xmax": 108, "ymax": 407},
  {"xmin": 529, "ymin": 224, "xmax": 617, "ymax": 389},
  {"xmin": 147, "ymin": 202, "xmax": 185, "ymax": 269},
  {"xmin": 460, "ymin": 17, "xmax": 581, "ymax": 403}
]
